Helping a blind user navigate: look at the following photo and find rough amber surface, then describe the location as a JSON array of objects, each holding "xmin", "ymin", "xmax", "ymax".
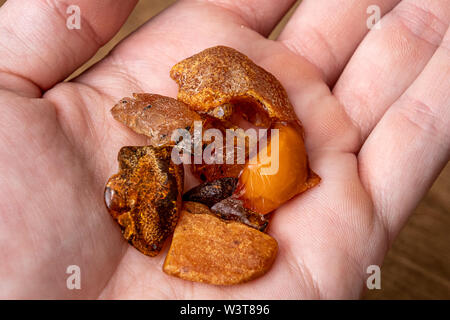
[
  {"xmin": 170, "ymin": 46, "xmax": 297, "ymax": 126},
  {"xmin": 105, "ymin": 146, "xmax": 184, "ymax": 257},
  {"xmin": 111, "ymin": 93, "xmax": 202, "ymax": 147},
  {"xmin": 235, "ymin": 122, "xmax": 320, "ymax": 215},
  {"xmin": 163, "ymin": 202, "xmax": 278, "ymax": 285}
]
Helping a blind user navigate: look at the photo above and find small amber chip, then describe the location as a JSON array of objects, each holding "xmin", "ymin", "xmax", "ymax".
[
  {"xmin": 105, "ymin": 146, "xmax": 183, "ymax": 257},
  {"xmin": 111, "ymin": 93, "xmax": 202, "ymax": 147},
  {"xmin": 211, "ymin": 197, "xmax": 268, "ymax": 232},
  {"xmin": 170, "ymin": 46, "xmax": 297, "ymax": 126},
  {"xmin": 182, "ymin": 177, "xmax": 238, "ymax": 208},
  {"xmin": 163, "ymin": 202, "xmax": 277, "ymax": 285}
]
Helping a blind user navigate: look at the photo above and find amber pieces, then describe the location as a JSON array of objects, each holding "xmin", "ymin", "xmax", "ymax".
[
  {"xmin": 111, "ymin": 93, "xmax": 202, "ymax": 147},
  {"xmin": 170, "ymin": 46, "xmax": 297, "ymax": 126},
  {"xmin": 182, "ymin": 177, "xmax": 238, "ymax": 208},
  {"xmin": 211, "ymin": 197, "xmax": 268, "ymax": 232},
  {"xmin": 190, "ymin": 117, "xmax": 248, "ymax": 182},
  {"xmin": 163, "ymin": 202, "xmax": 278, "ymax": 285},
  {"xmin": 104, "ymin": 146, "xmax": 184, "ymax": 257},
  {"xmin": 235, "ymin": 122, "xmax": 320, "ymax": 215},
  {"xmin": 183, "ymin": 178, "xmax": 266, "ymax": 230}
]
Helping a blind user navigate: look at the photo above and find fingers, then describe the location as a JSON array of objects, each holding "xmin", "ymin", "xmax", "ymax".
[
  {"xmin": 278, "ymin": 0, "xmax": 400, "ymax": 85},
  {"xmin": 200, "ymin": 0, "xmax": 297, "ymax": 36},
  {"xmin": 358, "ymin": 27, "xmax": 450, "ymax": 242},
  {"xmin": 0, "ymin": 0, "xmax": 137, "ymax": 94},
  {"xmin": 334, "ymin": 0, "xmax": 450, "ymax": 142},
  {"xmin": 71, "ymin": 0, "xmax": 277, "ymax": 99}
]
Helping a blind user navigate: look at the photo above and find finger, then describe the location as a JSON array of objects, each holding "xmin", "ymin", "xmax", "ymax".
[
  {"xmin": 0, "ymin": 0, "xmax": 137, "ymax": 95},
  {"xmin": 200, "ymin": 0, "xmax": 297, "ymax": 36},
  {"xmin": 334, "ymin": 0, "xmax": 450, "ymax": 142},
  {"xmin": 278, "ymin": 0, "xmax": 400, "ymax": 85},
  {"xmin": 358, "ymin": 29, "xmax": 450, "ymax": 242}
]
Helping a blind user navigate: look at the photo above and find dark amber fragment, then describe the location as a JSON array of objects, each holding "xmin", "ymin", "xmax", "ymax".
[
  {"xmin": 111, "ymin": 93, "xmax": 202, "ymax": 147},
  {"xmin": 182, "ymin": 177, "xmax": 238, "ymax": 208},
  {"xmin": 163, "ymin": 202, "xmax": 278, "ymax": 285},
  {"xmin": 170, "ymin": 46, "xmax": 297, "ymax": 126},
  {"xmin": 104, "ymin": 146, "xmax": 183, "ymax": 257},
  {"xmin": 211, "ymin": 197, "xmax": 268, "ymax": 232}
]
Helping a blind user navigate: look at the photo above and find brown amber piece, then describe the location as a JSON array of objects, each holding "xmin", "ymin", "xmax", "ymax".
[
  {"xmin": 211, "ymin": 197, "xmax": 268, "ymax": 231},
  {"xmin": 235, "ymin": 122, "xmax": 320, "ymax": 215},
  {"xmin": 111, "ymin": 93, "xmax": 202, "ymax": 147},
  {"xmin": 163, "ymin": 202, "xmax": 278, "ymax": 285},
  {"xmin": 170, "ymin": 46, "xmax": 297, "ymax": 126},
  {"xmin": 104, "ymin": 146, "xmax": 183, "ymax": 257},
  {"xmin": 190, "ymin": 119, "xmax": 248, "ymax": 182},
  {"xmin": 182, "ymin": 177, "xmax": 238, "ymax": 208}
]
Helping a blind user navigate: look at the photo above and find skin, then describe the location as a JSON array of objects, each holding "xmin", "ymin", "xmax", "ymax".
[{"xmin": 0, "ymin": 0, "xmax": 448, "ymax": 299}]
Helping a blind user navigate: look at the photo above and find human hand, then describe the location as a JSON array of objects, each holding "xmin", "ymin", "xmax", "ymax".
[{"xmin": 0, "ymin": 0, "xmax": 448, "ymax": 299}]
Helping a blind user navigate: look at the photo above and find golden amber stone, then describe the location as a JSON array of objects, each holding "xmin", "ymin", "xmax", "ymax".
[
  {"xmin": 170, "ymin": 46, "xmax": 297, "ymax": 126},
  {"xmin": 235, "ymin": 122, "xmax": 320, "ymax": 215},
  {"xmin": 105, "ymin": 146, "xmax": 183, "ymax": 257},
  {"xmin": 163, "ymin": 202, "xmax": 278, "ymax": 285}
]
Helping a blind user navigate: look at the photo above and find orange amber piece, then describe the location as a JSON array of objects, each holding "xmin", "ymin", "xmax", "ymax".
[
  {"xmin": 170, "ymin": 46, "xmax": 297, "ymax": 126},
  {"xmin": 163, "ymin": 202, "xmax": 277, "ymax": 285},
  {"xmin": 104, "ymin": 146, "xmax": 183, "ymax": 256},
  {"xmin": 111, "ymin": 93, "xmax": 202, "ymax": 147},
  {"xmin": 235, "ymin": 122, "xmax": 320, "ymax": 215}
]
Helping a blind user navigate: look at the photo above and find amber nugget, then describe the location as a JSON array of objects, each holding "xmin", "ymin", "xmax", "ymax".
[
  {"xmin": 111, "ymin": 93, "xmax": 202, "ymax": 147},
  {"xmin": 170, "ymin": 46, "xmax": 297, "ymax": 126},
  {"xmin": 163, "ymin": 202, "xmax": 278, "ymax": 285},
  {"xmin": 105, "ymin": 146, "xmax": 184, "ymax": 256}
]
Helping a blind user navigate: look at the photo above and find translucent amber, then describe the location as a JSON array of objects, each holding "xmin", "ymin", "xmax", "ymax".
[{"xmin": 235, "ymin": 122, "xmax": 320, "ymax": 215}]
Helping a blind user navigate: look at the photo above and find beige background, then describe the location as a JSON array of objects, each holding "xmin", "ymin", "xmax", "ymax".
[{"xmin": 1, "ymin": 0, "xmax": 449, "ymax": 299}]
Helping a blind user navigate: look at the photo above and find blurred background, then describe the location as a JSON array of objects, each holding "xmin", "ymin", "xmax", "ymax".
[{"xmin": 1, "ymin": 0, "xmax": 448, "ymax": 299}]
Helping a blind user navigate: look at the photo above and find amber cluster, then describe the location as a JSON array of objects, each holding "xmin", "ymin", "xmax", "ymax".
[{"xmin": 104, "ymin": 46, "xmax": 320, "ymax": 285}]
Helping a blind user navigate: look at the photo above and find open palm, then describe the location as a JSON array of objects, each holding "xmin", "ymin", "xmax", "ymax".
[{"xmin": 0, "ymin": 0, "xmax": 448, "ymax": 299}]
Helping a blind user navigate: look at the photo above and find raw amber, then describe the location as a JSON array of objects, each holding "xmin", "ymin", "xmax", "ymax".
[
  {"xmin": 190, "ymin": 117, "xmax": 248, "ymax": 182},
  {"xmin": 170, "ymin": 46, "xmax": 297, "ymax": 126},
  {"xmin": 104, "ymin": 146, "xmax": 184, "ymax": 256},
  {"xmin": 182, "ymin": 177, "xmax": 238, "ymax": 208},
  {"xmin": 111, "ymin": 93, "xmax": 202, "ymax": 147},
  {"xmin": 211, "ymin": 197, "xmax": 268, "ymax": 231},
  {"xmin": 163, "ymin": 202, "xmax": 277, "ymax": 285},
  {"xmin": 235, "ymin": 122, "xmax": 320, "ymax": 215}
]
